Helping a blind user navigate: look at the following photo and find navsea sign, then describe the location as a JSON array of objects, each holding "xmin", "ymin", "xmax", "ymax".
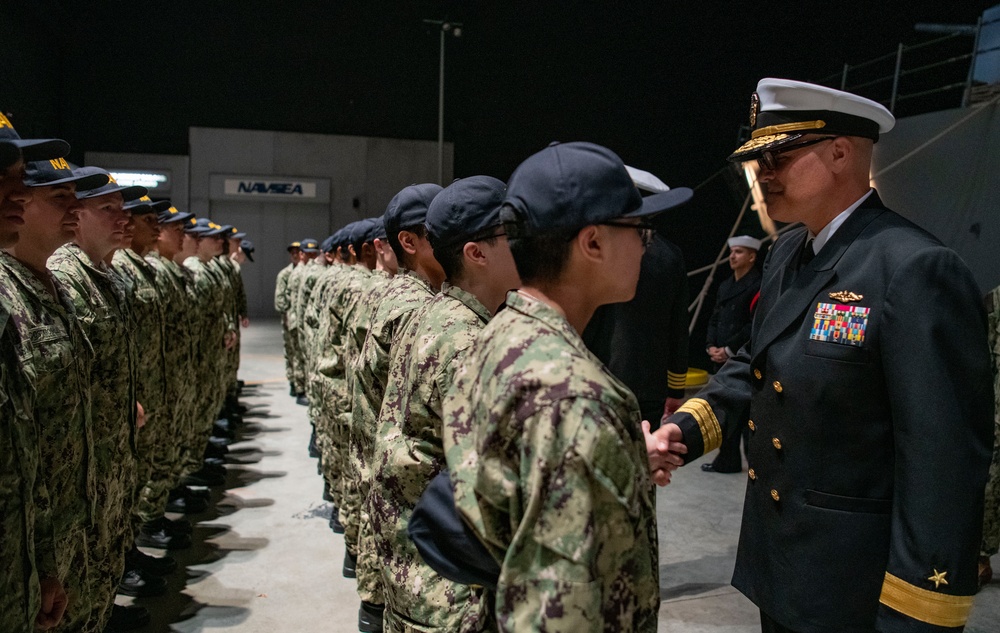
[
  {"xmin": 209, "ymin": 175, "xmax": 330, "ymax": 204},
  {"xmin": 223, "ymin": 179, "xmax": 318, "ymax": 198}
]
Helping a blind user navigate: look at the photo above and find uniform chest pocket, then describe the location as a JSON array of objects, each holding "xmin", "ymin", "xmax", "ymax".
[
  {"xmin": 804, "ymin": 339, "xmax": 869, "ymax": 364},
  {"xmin": 135, "ymin": 287, "xmax": 157, "ymax": 304},
  {"xmin": 23, "ymin": 325, "xmax": 75, "ymax": 373}
]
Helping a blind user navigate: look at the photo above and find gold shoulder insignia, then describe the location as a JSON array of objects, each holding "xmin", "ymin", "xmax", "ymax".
[{"xmin": 829, "ymin": 291, "xmax": 863, "ymax": 303}]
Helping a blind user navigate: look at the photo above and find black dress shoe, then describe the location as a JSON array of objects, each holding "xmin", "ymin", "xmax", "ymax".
[
  {"xmin": 343, "ymin": 550, "xmax": 357, "ymax": 578},
  {"xmin": 204, "ymin": 442, "xmax": 229, "ymax": 458},
  {"xmin": 701, "ymin": 462, "xmax": 741, "ymax": 474},
  {"xmin": 207, "ymin": 435, "xmax": 232, "ymax": 448},
  {"xmin": 296, "ymin": 394, "xmax": 309, "ymax": 406},
  {"xmin": 359, "ymin": 601, "xmax": 385, "ymax": 633},
  {"xmin": 118, "ymin": 568, "xmax": 167, "ymax": 597},
  {"xmin": 104, "ymin": 604, "xmax": 150, "ymax": 632},
  {"xmin": 172, "ymin": 485, "xmax": 211, "ymax": 500},
  {"xmin": 204, "ymin": 456, "xmax": 226, "ymax": 467},
  {"xmin": 165, "ymin": 494, "xmax": 208, "ymax": 514},
  {"xmin": 136, "ymin": 525, "xmax": 192, "ymax": 550},
  {"xmin": 126, "ymin": 546, "xmax": 177, "ymax": 576}
]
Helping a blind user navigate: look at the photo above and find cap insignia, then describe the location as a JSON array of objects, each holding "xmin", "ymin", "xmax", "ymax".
[
  {"xmin": 749, "ymin": 92, "xmax": 760, "ymax": 128},
  {"xmin": 0, "ymin": 113, "xmax": 12, "ymax": 129},
  {"xmin": 927, "ymin": 569, "xmax": 948, "ymax": 589},
  {"xmin": 49, "ymin": 157, "xmax": 70, "ymax": 170}
]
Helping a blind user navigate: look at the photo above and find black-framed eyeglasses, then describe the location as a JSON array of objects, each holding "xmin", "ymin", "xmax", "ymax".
[
  {"xmin": 600, "ymin": 220, "xmax": 656, "ymax": 248},
  {"xmin": 756, "ymin": 136, "xmax": 837, "ymax": 172}
]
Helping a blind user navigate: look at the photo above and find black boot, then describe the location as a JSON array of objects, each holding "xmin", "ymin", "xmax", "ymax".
[
  {"xmin": 343, "ymin": 550, "xmax": 357, "ymax": 578},
  {"xmin": 329, "ymin": 507, "xmax": 344, "ymax": 534},
  {"xmin": 118, "ymin": 567, "xmax": 167, "ymax": 597},
  {"xmin": 359, "ymin": 601, "xmax": 385, "ymax": 633},
  {"xmin": 126, "ymin": 545, "xmax": 177, "ymax": 576},
  {"xmin": 104, "ymin": 604, "xmax": 150, "ymax": 632}
]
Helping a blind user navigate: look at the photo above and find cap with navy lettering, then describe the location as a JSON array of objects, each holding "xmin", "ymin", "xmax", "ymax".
[
  {"xmin": 74, "ymin": 166, "xmax": 147, "ymax": 202},
  {"xmin": 729, "ymin": 78, "xmax": 896, "ymax": 162},
  {"xmin": 504, "ymin": 142, "xmax": 691, "ymax": 235},
  {"xmin": 158, "ymin": 205, "xmax": 192, "ymax": 224},
  {"xmin": 299, "ymin": 238, "xmax": 320, "ymax": 253},
  {"xmin": 426, "ymin": 176, "xmax": 506, "ymax": 249},
  {"xmin": 0, "ymin": 112, "xmax": 70, "ymax": 168},
  {"xmin": 24, "ymin": 157, "xmax": 109, "ymax": 191},
  {"xmin": 383, "ymin": 183, "xmax": 443, "ymax": 240},
  {"xmin": 287, "ymin": 240, "xmax": 302, "ymax": 252},
  {"xmin": 125, "ymin": 195, "xmax": 171, "ymax": 215},
  {"xmin": 228, "ymin": 226, "xmax": 246, "ymax": 240}
]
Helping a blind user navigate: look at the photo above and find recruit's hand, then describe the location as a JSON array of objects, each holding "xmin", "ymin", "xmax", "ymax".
[
  {"xmin": 241, "ymin": 316, "xmax": 250, "ymax": 328},
  {"xmin": 643, "ymin": 420, "xmax": 687, "ymax": 486},
  {"xmin": 35, "ymin": 576, "xmax": 67, "ymax": 630},
  {"xmin": 224, "ymin": 331, "xmax": 237, "ymax": 349},
  {"xmin": 136, "ymin": 401, "xmax": 146, "ymax": 429}
]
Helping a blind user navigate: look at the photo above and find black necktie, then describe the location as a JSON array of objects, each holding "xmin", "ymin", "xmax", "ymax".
[{"xmin": 800, "ymin": 238, "xmax": 816, "ymax": 269}]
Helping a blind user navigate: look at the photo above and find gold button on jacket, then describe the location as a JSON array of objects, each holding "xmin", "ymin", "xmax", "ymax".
[
  {"xmin": 748, "ymin": 420, "xmax": 756, "ymax": 431},
  {"xmin": 753, "ymin": 368, "xmax": 762, "ymax": 379},
  {"xmin": 748, "ymin": 468, "xmax": 757, "ymax": 480},
  {"xmin": 771, "ymin": 489, "xmax": 780, "ymax": 502},
  {"xmin": 772, "ymin": 437, "xmax": 782, "ymax": 450},
  {"xmin": 772, "ymin": 380, "xmax": 783, "ymax": 393}
]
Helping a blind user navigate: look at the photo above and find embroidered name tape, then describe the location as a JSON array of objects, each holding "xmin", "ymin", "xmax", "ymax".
[{"xmin": 810, "ymin": 302, "xmax": 870, "ymax": 347}]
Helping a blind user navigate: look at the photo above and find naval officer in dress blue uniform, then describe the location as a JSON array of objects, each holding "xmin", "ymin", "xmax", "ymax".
[{"xmin": 659, "ymin": 78, "xmax": 994, "ymax": 632}]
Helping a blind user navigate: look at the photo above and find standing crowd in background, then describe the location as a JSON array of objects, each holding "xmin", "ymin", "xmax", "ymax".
[{"xmin": 0, "ymin": 112, "xmax": 256, "ymax": 632}]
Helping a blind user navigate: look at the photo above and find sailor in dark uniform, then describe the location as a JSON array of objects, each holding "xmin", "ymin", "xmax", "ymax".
[
  {"xmin": 656, "ymin": 78, "xmax": 994, "ymax": 632},
  {"xmin": 702, "ymin": 235, "xmax": 762, "ymax": 473}
]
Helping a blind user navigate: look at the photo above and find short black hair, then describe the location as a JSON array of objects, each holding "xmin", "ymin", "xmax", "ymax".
[
  {"xmin": 388, "ymin": 224, "xmax": 427, "ymax": 268},
  {"xmin": 431, "ymin": 225, "xmax": 501, "ymax": 282},
  {"xmin": 501, "ymin": 205, "xmax": 577, "ymax": 285}
]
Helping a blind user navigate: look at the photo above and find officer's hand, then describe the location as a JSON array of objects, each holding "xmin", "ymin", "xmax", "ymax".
[{"xmin": 35, "ymin": 576, "xmax": 67, "ymax": 630}]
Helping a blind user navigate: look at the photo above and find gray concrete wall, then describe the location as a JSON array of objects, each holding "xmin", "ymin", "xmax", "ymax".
[
  {"xmin": 188, "ymin": 127, "xmax": 453, "ymax": 318},
  {"xmin": 872, "ymin": 101, "xmax": 1000, "ymax": 294},
  {"xmin": 83, "ymin": 152, "xmax": 190, "ymax": 212}
]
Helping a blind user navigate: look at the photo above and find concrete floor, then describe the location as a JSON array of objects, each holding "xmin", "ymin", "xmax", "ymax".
[{"xmin": 128, "ymin": 319, "xmax": 1000, "ymax": 632}]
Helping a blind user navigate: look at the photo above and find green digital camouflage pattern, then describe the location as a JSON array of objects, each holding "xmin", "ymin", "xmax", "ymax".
[
  {"xmin": 313, "ymin": 264, "xmax": 370, "ymax": 530},
  {"xmin": 114, "ymin": 249, "xmax": 171, "ymax": 523},
  {"xmin": 0, "ymin": 252, "xmax": 95, "ymax": 633},
  {"xmin": 351, "ymin": 269, "xmax": 436, "ymax": 604},
  {"xmin": 184, "ymin": 256, "xmax": 228, "ymax": 470},
  {"xmin": 275, "ymin": 263, "xmax": 295, "ymax": 384},
  {"xmin": 50, "ymin": 244, "xmax": 139, "ymax": 630},
  {"xmin": 0, "ymin": 306, "xmax": 42, "ymax": 631},
  {"xmin": 285, "ymin": 263, "xmax": 308, "ymax": 393},
  {"xmin": 211, "ymin": 257, "xmax": 240, "ymax": 402},
  {"xmin": 372, "ymin": 284, "xmax": 491, "ymax": 632},
  {"xmin": 983, "ymin": 285, "xmax": 1000, "ymax": 556},
  {"xmin": 304, "ymin": 265, "xmax": 340, "ymax": 449},
  {"xmin": 442, "ymin": 290, "xmax": 659, "ymax": 633},
  {"xmin": 147, "ymin": 253, "xmax": 199, "ymax": 485}
]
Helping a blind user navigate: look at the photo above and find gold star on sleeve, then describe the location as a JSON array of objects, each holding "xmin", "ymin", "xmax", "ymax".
[{"xmin": 927, "ymin": 569, "xmax": 949, "ymax": 589}]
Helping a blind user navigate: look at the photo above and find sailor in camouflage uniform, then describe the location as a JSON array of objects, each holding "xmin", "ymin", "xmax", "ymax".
[
  {"xmin": 49, "ymin": 166, "xmax": 149, "ymax": 630},
  {"xmin": 276, "ymin": 241, "xmax": 301, "ymax": 395},
  {"xmin": 372, "ymin": 176, "xmax": 519, "ymax": 632},
  {"xmin": 4, "ymin": 154, "xmax": 110, "ymax": 632},
  {"xmin": 443, "ymin": 142, "xmax": 691, "ymax": 632},
  {"xmin": 350, "ymin": 184, "xmax": 444, "ymax": 631},
  {"xmin": 287, "ymin": 239, "xmax": 320, "ymax": 403},
  {"xmin": 0, "ymin": 123, "xmax": 73, "ymax": 632}
]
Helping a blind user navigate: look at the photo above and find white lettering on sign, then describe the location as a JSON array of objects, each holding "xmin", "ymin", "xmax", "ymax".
[{"xmin": 223, "ymin": 179, "xmax": 317, "ymax": 198}]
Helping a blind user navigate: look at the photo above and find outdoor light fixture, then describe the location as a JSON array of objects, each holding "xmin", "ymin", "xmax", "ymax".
[
  {"xmin": 110, "ymin": 170, "xmax": 171, "ymax": 191},
  {"xmin": 423, "ymin": 18, "xmax": 464, "ymax": 185}
]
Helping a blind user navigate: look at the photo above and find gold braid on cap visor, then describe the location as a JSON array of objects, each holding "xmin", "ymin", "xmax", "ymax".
[{"xmin": 751, "ymin": 120, "xmax": 827, "ymax": 139}]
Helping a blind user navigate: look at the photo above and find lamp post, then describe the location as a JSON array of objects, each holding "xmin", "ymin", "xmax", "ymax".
[{"xmin": 423, "ymin": 19, "xmax": 462, "ymax": 185}]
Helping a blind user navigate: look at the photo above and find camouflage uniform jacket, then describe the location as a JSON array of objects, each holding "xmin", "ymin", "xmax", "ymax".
[
  {"xmin": 285, "ymin": 263, "xmax": 307, "ymax": 331},
  {"xmin": 50, "ymin": 244, "xmax": 139, "ymax": 538},
  {"xmin": 113, "ymin": 249, "xmax": 168, "ymax": 425},
  {"xmin": 0, "ymin": 305, "xmax": 43, "ymax": 629},
  {"xmin": 146, "ymin": 253, "xmax": 196, "ymax": 415},
  {"xmin": 372, "ymin": 283, "xmax": 491, "ymax": 630},
  {"xmin": 442, "ymin": 290, "xmax": 659, "ymax": 633},
  {"xmin": 0, "ymin": 252, "xmax": 94, "ymax": 569},
  {"xmin": 275, "ymin": 263, "xmax": 294, "ymax": 314},
  {"xmin": 351, "ymin": 269, "xmax": 435, "ymax": 476},
  {"xmin": 184, "ymin": 257, "xmax": 228, "ymax": 387}
]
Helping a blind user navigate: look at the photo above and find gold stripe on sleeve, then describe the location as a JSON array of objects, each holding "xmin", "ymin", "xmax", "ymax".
[
  {"xmin": 667, "ymin": 371, "xmax": 687, "ymax": 390},
  {"xmin": 675, "ymin": 398, "xmax": 722, "ymax": 454},
  {"xmin": 879, "ymin": 572, "xmax": 973, "ymax": 628}
]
